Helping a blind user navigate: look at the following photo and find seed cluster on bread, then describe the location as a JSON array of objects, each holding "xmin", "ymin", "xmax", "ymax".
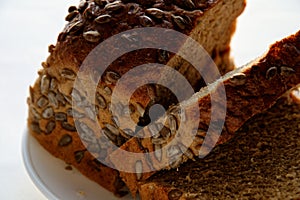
[
  {"xmin": 27, "ymin": 0, "xmax": 300, "ymax": 199},
  {"xmin": 27, "ymin": 0, "xmax": 246, "ymax": 196}
]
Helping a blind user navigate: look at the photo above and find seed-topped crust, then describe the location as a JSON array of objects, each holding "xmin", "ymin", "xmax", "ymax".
[{"xmin": 27, "ymin": 0, "xmax": 246, "ymax": 196}]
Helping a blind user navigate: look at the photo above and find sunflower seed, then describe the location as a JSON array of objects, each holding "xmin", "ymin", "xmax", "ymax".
[
  {"xmin": 104, "ymin": 86, "xmax": 112, "ymax": 95},
  {"xmin": 168, "ymin": 189, "xmax": 183, "ymax": 200},
  {"xmin": 71, "ymin": 89, "xmax": 82, "ymax": 102},
  {"xmin": 83, "ymin": 30, "xmax": 101, "ymax": 43},
  {"xmin": 63, "ymin": 95, "xmax": 72, "ymax": 105},
  {"xmin": 98, "ymin": 148, "xmax": 108, "ymax": 159},
  {"xmin": 37, "ymin": 96, "xmax": 49, "ymax": 108},
  {"xmin": 50, "ymin": 78, "xmax": 58, "ymax": 91},
  {"xmin": 136, "ymin": 129, "xmax": 145, "ymax": 138},
  {"xmin": 146, "ymin": 8, "xmax": 164, "ymax": 19},
  {"xmin": 144, "ymin": 149, "xmax": 154, "ymax": 170},
  {"xmin": 280, "ymin": 66, "xmax": 295, "ymax": 76},
  {"xmin": 61, "ymin": 121, "xmax": 76, "ymax": 132},
  {"xmin": 178, "ymin": 143, "xmax": 194, "ymax": 160},
  {"xmin": 76, "ymin": 121, "xmax": 97, "ymax": 143},
  {"xmin": 105, "ymin": 123, "xmax": 119, "ymax": 136},
  {"xmin": 103, "ymin": 127, "xmax": 117, "ymax": 142},
  {"xmin": 83, "ymin": 2, "xmax": 97, "ymax": 20},
  {"xmin": 74, "ymin": 150, "xmax": 85, "ymax": 163},
  {"xmin": 45, "ymin": 121, "xmax": 56, "ymax": 135},
  {"xmin": 169, "ymin": 106, "xmax": 186, "ymax": 122},
  {"xmin": 67, "ymin": 108, "xmax": 85, "ymax": 118},
  {"xmin": 160, "ymin": 126, "xmax": 171, "ymax": 140},
  {"xmin": 266, "ymin": 66, "xmax": 278, "ymax": 80},
  {"xmin": 136, "ymin": 103, "xmax": 145, "ymax": 116},
  {"xmin": 95, "ymin": 14, "xmax": 112, "ymax": 24},
  {"xmin": 104, "ymin": 1, "xmax": 125, "ymax": 13},
  {"xmin": 135, "ymin": 160, "xmax": 143, "ymax": 180},
  {"xmin": 167, "ymin": 145, "xmax": 181, "ymax": 158},
  {"xmin": 229, "ymin": 72, "xmax": 247, "ymax": 86},
  {"xmin": 56, "ymin": 92, "xmax": 66, "ymax": 105},
  {"xmin": 109, "ymin": 102, "xmax": 123, "ymax": 117},
  {"xmin": 172, "ymin": 15, "xmax": 187, "ymax": 30},
  {"xmin": 122, "ymin": 128, "xmax": 134, "ymax": 138},
  {"xmin": 55, "ymin": 112, "xmax": 67, "ymax": 121},
  {"xmin": 139, "ymin": 15, "xmax": 154, "ymax": 27},
  {"xmin": 290, "ymin": 88, "xmax": 300, "ymax": 104},
  {"xmin": 167, "ymin": 114, "xmax": 177, "ymax": 135},
  {"xmin": 123, "ymin": 103, "xmax": 136, "ymax": 115},
  {"xmin": 148, "ymin": 123, "xmax": 160, "ymax": 138},
  {"xmin": 84, "ymin": 106, "xmax": 96, "ymax": 120},
  {"xmin": 169, "ymin": 156, "xmax": 182, "ymax": 169},
  {"xmin": 68, "ymin": 6, "xmax": 77, "ymax": 13},
  {"xmin": 87, "ymin": 143, "xmax": 102, "ymax": 153},
  {"xmin": 65, "ymin": 11, "xmax": 79, "ymax": 21},
  {"xmin": 154, "ymin": 144, "xmax": 162, "ymax": 162},
  {"xmin": 105, "ymin": 71, "xmax": 121, "ymax": 84},
  {"xmin": 116, "ymin": 135, "xmax": 126, "ymax": 146},
  {"xmin": 48, "ymin": 92, "xmax": 58, "ymax": 108},
  {"xmin": 197, "ymin": 128, "xmax": 206, "ymax": 138},
  {"xmin": 61, "ymin": 68, "xmax": 76, "ymax": 80},
  {"xmin": 31, "ymin": 122, "xmax": 41, "ymax": 134},
  {"xmin": 40, "ymin": 75, "xmax": 50, "ymax": 95},
  {"xmin": 98, "ymin": 136, "xmax": 110, "ymax": 149},
  {"xmin": 112, "ymin": 116, "xmax": 120, "ymax": 127},
  {"xmin": 94, "ymin": 0, "xmax": 107, "ymax": 6},
  {"xmin": 184, "ymin": 0, "xmax": 195, "ymax": 9},
  {"xmin": 128, "ymin": 4, "xmax": 141, "ymax": 15},
  {"xmin": 42, "ymin": 107, "xmax": 54, "ymax": 119},
  {"xmin": 58, "ymin": 134, "xmax": 72, "ymax": 146},
  {"xmin": 78, "ymin": 0, "xmax": 88, "ymax": 12},
  {"xmin": 152, "ymin": 123, "xmax": 164, "ymax": 138},
  {"xmin": 122, "ymin": 105, "xmax": 132, "ymax": 115},
  {"xmin": 151, "ymin": 137, "xmax": 167, "ymax": 145},
  {"xmin": 31, "ymin": 107, "xmax": 41, "ymax": 120},
  {"xmin": 68, "ymin": 21, "xmax": 84, "ymax": 34},
  {"xmin": 96, "ymin": 93, "xmax": 107, "ymax": 109}
]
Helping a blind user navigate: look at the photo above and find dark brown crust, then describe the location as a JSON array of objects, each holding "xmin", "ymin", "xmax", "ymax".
[
  {"xmin": 27, "ymin": 0, "xmax": 245, "ymax": 196},
  {"xmin": 139, "ymin": 91, "xmax": 300, "ymax": 200},
  {"xmin": 110, "ymin": 30, "xmax": 300, "ymax": 195}
]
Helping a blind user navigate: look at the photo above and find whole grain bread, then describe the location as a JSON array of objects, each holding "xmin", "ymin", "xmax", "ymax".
[
  {"xmin": 27, "ymin": 0, "xmax": 245, "ymax": 196},
  {"xmin": 138, "ymin": 89, "xmax": 300, "ymax": 200},
  {"xmin": 109, "ymin": 30, "xmax": 300, "ymax": 196}
]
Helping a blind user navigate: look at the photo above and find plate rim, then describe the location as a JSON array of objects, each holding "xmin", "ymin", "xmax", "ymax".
[{"xmin": 21, "ymin": 128, "xmax": 60, "ymax": 200}]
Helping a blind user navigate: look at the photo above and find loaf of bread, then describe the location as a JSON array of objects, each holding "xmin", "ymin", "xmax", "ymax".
[
  {"xmin": 138, "ymin": 89, "xmax": 300, "ymax": 199},
  {"xmin": 109, "ymin": 30, "xmax": 300, "ymax": 195},
  {"xmin": 27, "ymin": 0, "xmax": 245, "ymax": 196}
]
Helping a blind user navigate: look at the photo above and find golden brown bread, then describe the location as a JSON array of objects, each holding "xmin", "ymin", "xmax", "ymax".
[
  {"xmin": 138, "ymin": 89, "xmax": 300, "ymax": 200},
  {"xmin": 109, "ymin": 30, "xmax": 300, "ymax": 195},
  {"xmin": 27, "ymin": 0, "xmax": 245, "ymax": 196}
]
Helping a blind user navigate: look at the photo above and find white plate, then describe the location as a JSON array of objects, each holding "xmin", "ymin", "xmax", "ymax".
[{"xmin": 22, "ymin": 129, "xmax": 133, "ymax": 200}]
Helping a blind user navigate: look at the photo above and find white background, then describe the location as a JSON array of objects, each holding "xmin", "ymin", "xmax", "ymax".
[{"xmin": 0, "ymin": 0, "xmax": 299, "ymax": 199}]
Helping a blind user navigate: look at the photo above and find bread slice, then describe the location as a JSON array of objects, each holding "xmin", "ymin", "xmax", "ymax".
[
  {"xmin": 138, "ymin": 90, "xmax": 300, "ymax": 199},
  {"xmin": 27, "ymin": 0, "xmax": 245, "ymax": 196},
  {"xmin": 109, "ymin": 30, "xmax": 300, "ymax": 195}
]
